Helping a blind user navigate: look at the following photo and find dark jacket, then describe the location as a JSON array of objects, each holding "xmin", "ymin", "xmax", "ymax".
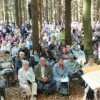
[{"xmin": 34, "ymin": 64, "xmax": 52, "ymax": 82}]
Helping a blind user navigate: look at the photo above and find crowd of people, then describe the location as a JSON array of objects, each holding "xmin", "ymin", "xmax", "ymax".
[{"xmin": 0, "ymin": 20, "xmax": 100, "ymax": 100}]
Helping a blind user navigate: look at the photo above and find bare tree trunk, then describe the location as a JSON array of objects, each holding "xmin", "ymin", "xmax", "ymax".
[
  {"xmin": 14, "ymin": 0, "xmax": 20, "ymax": 27},
  {"xmin": 4, "ymin": 0, "xmax": 9, "ymax": 22},
  {"xmin": 18, "ymin": 0, "xmax": 23, "ymax": 27},
  {"xmin": 31, "ymin": 0, "xmax": 40, "ymax": 50},
  {"xmin": 22, "ymin": 0, "xmax": 25, "ymax": 24},
  {"xmin": 54, "ymin": 0, "xmax": 56, "ymax": 28},
  {"xmin": 58, "ymin": 0, "xmax": 62, "ymax": 21},
  {"xmin": 96, "ymin": 0, "xmax": 100, "ymax": 21},
  {"xmin": 83, "ymin": 0, "xmax": 93, "ymax": 58},
  {"xmin": 50, "ymin": 0, "xmax": 53, "ymax": 22},
  {"xmin": 38, "ymin": 0, "xmax": 43, "ymax": 31},
  {"xmin": 65, "ymin": 0, "xmax": 72, "ymax": 45},
  {"xmin": 45, "ymin": 0, "xmax": 48, "ymax": 21}
]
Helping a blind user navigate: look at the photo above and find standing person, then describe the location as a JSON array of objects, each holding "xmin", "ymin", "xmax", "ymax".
[
  {"xmin": 18, "ymin": 60, "xmax": 37, "ymax": 100},
  {"xmin": 34, "ymin": 57, "xmax": 56, "ymax": 95}
]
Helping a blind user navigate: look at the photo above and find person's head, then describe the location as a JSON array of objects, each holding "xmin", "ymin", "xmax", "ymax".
[
  {"xmin": 66, "ymin": 45, "xmax": 71, "ymax": 52},
  {"xmin": 88, "ymin": 55, "xmax": 95, "ymax": 64},
  {"xmin": 33, "ymin": 49, "xmax": 38, "ymax": 55},
  {"xmin": 44, "ymin": 47, "xmax": 48, "ymax": 52},
  {"xmin": 2, "ymin": 51, "xmax": 10, "ymax": 60},
  {"xmin": 19, "ymin": 52, "xmax": 25, "ymax": 59},
  {"xmin": 43, "ymin": 39, "xmax": 47, "ymax": 44},
  {"xmin": 20, "ymin": 43, "xmax": 25, "ymax": 49},
  {"xmin": 61, "ymin": 46, "xmax": 67, "ymax": 53},
  {"xmin": 50, "ymin": 40, "xmax": 55, "ymax": 45},
  {"xmin": 69, "ymin": 54, "xmax": 74, "ymax": 62},
  {"xmin": 22, "ymin": 60, "xmax": 29, "ymax": 71},
  {"xmin": 73, "ymin": 29, "xmax": 76, "ymax": 33},
  {"xmin": 2, "ymin": 41, "xmax": 7, "ymax": 46},
  {"xmin": 74, "ymin": 46, "xmax": 79, "ymax": 51},
  {"xmin": 61, "ymin": 41, "xmax": 66, "ymax": 46},
  {"xmin": 58, "ymin": 57, "xmax": 64, "ymax": 65},
  {"xmin": 14, "ymin": 42, "xmax": 18, "ymax": 47},
  {"xmin": 39, "ymin": 57, "xmax": 46, "ymax": 66}
]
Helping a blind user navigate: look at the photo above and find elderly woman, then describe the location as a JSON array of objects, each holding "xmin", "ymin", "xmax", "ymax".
[{"xmin": 18, "ymin": 60, "xmax": 37, "ymax": 100}]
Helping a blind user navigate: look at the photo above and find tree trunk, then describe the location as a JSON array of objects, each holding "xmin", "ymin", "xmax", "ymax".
[
  {"xmin": 22, "ymin": 0, "xmax": 26, "ymax": 24},
  {"xmin": 18, "ymin": 0, "xmax": 22, "ymax": 27},
  {"xmin": 45, "ymin": 0, "xmax": 48, "ymax": 21},
  {"xmin": 14, "ymin": 0, "xmax": 20, "ymax": 27},
  {"xmin": 50, "ymin": 0, "xmax": 53, "ymax": 22},
  {"xmin": 38, "ymin": 0, "xmax": 42, "ymax": 31},
  {"xmin": 58, "ymin": 0, "xmax": 62, "ymax": 21},
  {"xmin": 83, "ymin": 0, "xmax": 93, "ymax": 58},
  {"xmin": 96, "ymin": 0, "xmax": 100, "ymax": 21},
  {"xmin": 31, "ymin": 0, "xmax": 40, "ymax": 50},
  {"xmin": 4, "ymin": 0, "xmax": 9, "ymax": 22},
  {"xmin": 78, "ymin": 0, "xmax": 81, "ymax": 21},
  {"xmin": 54, "ymin": 0, "xmax": 56, "ymax": 28},
  {"xmin": 65, "ymin": 0, "xmax": 72, "ymax": 45}
]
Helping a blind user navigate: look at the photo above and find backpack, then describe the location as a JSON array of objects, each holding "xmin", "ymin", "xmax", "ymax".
[{"xmin": 58, "ymin": 82, "xmax": 71, "ymax": 96}]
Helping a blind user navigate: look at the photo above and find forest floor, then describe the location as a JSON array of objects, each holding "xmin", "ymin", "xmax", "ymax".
[{"xmin": 6, "ymin": 81, "xmax": 84, "ymax": 100}]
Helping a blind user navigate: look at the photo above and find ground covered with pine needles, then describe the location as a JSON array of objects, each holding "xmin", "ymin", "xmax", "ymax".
[{"xmin": 6, "ymin": 82, "xmax": 84, "ymax": 100}]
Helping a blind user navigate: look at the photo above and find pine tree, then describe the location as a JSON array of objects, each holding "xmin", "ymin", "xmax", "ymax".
[{"xmin": 83, "ymin": 0, "xmax": 93, "ymax": 58}]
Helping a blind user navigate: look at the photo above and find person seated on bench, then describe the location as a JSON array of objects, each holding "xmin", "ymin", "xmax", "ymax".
[{"xmin": 18, "ymin": 60, "xmax": 37, "ymax": 100}]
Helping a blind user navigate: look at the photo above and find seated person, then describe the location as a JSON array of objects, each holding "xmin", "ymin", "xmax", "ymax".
[
  {"xmin": 15, "ymin": 51, "xmax": 26, "ymax": 74},
  {"xmin": 11, "ymin": 42, "xmax": 19, "ymax": 66},
  {"xmin": 85, "ymin": 55, "xmax": 97, "ymax": 67},
  {"xmin": 48, "ymin": 40, "xmax": 56, "ymax": 51},
  {"xmin": 29, "ymin": 49, "xmax": 40, "ymax": 69},
  {"xmin": 34, "ymin": 57, "xmax": 56, "ymax": 95},
  {"xmin": 18, "ymin": 60, "xmax": 37, "ymax": 100},
  {"xmin": 83, "ymin": 56, "xmax": 97, "ymax": 100},
  {"xmin": 51, "ymin": 48, "xmax": 61, "ymax": 63},
  {"xmin": 66, "ymin": 54, "xmax": 83, "ymax": 80},
  {"xmin": 61, "ymin": 46, "xmax": 73, "ymax": 60},
  {"xmin": 0, "ymin": 74, "xmax": 5, "ymax": 99},
  {"xmin": 72, "ymin": 45, "xmax": 86, "ymax": 67},
  {"xmin": 53, "ymin": 57, "xmax": 69, "ymax": 91},
  {"xmin": 0, "ymin": 51, "xmax": 15, "ymax": 86},
  {"xmin": 40, "ymin": 47, "xmax": 53, "ymax": 61},
  {"xmin": 18, "ymin": 43, "xmax": 30, "ymax": 60}
]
